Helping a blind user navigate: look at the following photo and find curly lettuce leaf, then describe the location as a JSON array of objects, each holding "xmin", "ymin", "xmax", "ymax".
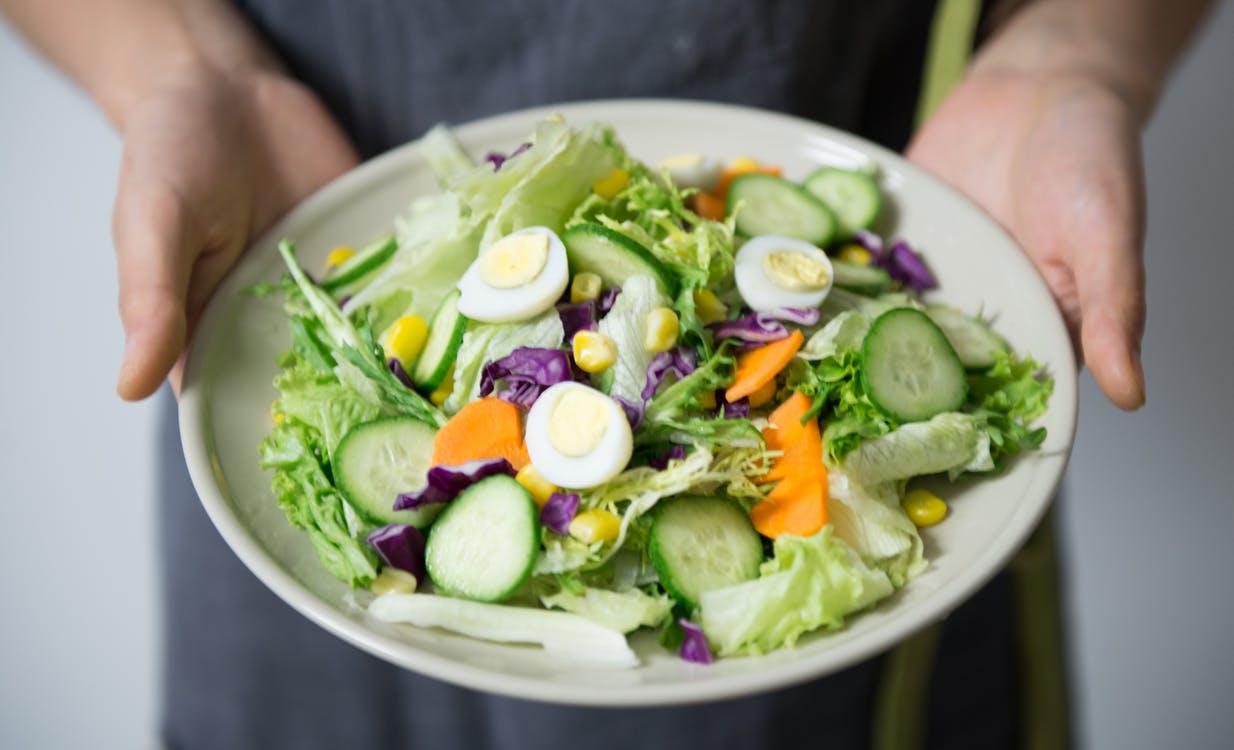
[{"xmin": 967, "ymin": 351, "xmax": 1054, "ymax": 468}]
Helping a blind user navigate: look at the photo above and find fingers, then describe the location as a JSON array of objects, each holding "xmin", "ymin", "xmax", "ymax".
[{"xmin": 112, "ymin": 153, "xmax": 197, "ymax": 401}]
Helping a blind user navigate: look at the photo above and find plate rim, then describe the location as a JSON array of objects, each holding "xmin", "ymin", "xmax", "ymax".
[{"xmin": 179, "ymin": 97, "xmax": 1079, "ymax": 706}]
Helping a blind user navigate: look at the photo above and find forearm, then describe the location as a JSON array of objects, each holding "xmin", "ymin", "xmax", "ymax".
[
  {"xmin": 0, "ymin": 0, "xmax": 278, "ymax": 129},
  {"xmin": 977, "ymin": 0, "xmax": 1215, "ymax": 124}
]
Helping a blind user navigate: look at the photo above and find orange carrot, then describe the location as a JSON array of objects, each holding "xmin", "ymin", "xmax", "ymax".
[
  {"xmin": 725, "ymin": 330, "xmax": 804, "ymax": 403},
  {"xmin": 692, "ymin": 191, "xmax": 728, "ymax": 221},
  {"xmin": 431, "ymin": 397, "xmax": 530, "ymax": 470},
  {"xmin": 750, "ymin": 391, "xmax": 828, "ymax": 538}
]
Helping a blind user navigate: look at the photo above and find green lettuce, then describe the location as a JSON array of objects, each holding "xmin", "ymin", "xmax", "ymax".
[
  {"xmin": 596, "ymin": 274, "xmax": 669, "ymax": 406},
  {"xmin": 840, "ymin": 412, "xmax": 993, "ymax": 486},
  {"xmin": 442, "ymin": 308, "xmax": 564, "ymax": 414},
  {"xmin": 539, "ymin": 586, "xmax": 673, "ymax": 633},
  {"xmin": 967, "ymin": 351, "xmax": 1054, "ymax": 468},
  {"xmin": 272, "ymin": 355, "xmax": 384, "ymax": 462},
  {"xmin": 638, "ymin": 343, "xmax": 762, "ymax": 450},
  {"xmin": 827, "ymin": 466, "xmax": 926, "ymax": 586},
  {"xmin": 700, "ymin": 527, "xmax": 893, "ymax": 656}
]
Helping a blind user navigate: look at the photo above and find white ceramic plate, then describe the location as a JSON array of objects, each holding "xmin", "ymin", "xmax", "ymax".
[{"xmin": 180, "ymin": 99, "xmax": 1077, "ymax": 707}]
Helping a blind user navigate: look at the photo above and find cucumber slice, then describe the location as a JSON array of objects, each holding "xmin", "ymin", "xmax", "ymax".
[
  {"xmin": 803, "ymin": 168, "xmax": 882, "ymax": 239},
  {"xmin": 860, "ymin": 308, "xmax": 967, "ymax": 422},
  {"xmin": 412, "ymin": 289, "xmax": 468, "ymax": 392},
  {"xmin": 925, "ymin": 305, "xmax": 1010, "ymax": 371},
  {"xmin": 425, "ymin": 475, "xmax": 539, "ymax": 602},
  {"xmin": 648, "ymin": 496, "xmax": 763, "ymax": 613},
  {"xmin": 831, "ymin": 258, "xmax": 892, "ymax": 296},
  {"xmin": 335, "ymin": 416, "xmax": 439, "ymax": 528},
  {"xmin": 727, "ymin": 173, "xmax": 836, "ymax": 246},
  {"xmin": 560, "ymin": 223, "xmax": 678, "ymax": 298},
  {"xmin": 320, "ymin": 235, "xmax": 398, "ymax": 292}
]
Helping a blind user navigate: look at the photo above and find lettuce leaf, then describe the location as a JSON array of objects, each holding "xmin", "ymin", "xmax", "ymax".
[
  {"xmin": 539, "ymin": 586, "xmax": 673, "ymax": 633},
  {"xmin": 967, "ymin": 351, "xmax": 1053, "ymax": 468},
  {"xmin": 596, "ymin": 275, "xmax": 669, "ymax": 407},
  {"xmin": 700, "ymin": 527, "xmax": 893, "ymax": 656},
  {"xmin": 840, "ymin": 412, "xmax": 993, "ymax": 486},
  {"xmin": 272, "ymin": 356, "xmax": 384, "ymax": 462},
  {"xmin": 827, "ymin": 466, "xmax": 926, "ymax": 586},
  {"xmin": 443, "ymin": 309, "xmax": 564, "ymax": 414}
]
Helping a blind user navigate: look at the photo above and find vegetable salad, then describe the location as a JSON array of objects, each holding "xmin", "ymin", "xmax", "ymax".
[{"xmin": 258, "ymin": 118, "xmax": 1052, "ymax": 666}]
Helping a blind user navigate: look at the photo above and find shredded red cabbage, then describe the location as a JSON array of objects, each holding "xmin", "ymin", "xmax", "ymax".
[
  {"xmin": 707, "ymin": 308, "xmax": 820, "ymax": 343},
  {"xmin": 480, "ymin": 347, "xmax": 574, "ymax": 408},
  {"xmin": 679, "ymin": 618, "xmax": 714, "ymax": 664},
  {"xmin": 722, "ymin": 398, "xmax": 750, "ymax": 419},
  {"xmin": 393, "ymin": 458, "xmax": 516, "ymax": 510},
  {"xmin": 483, "ymin": 141, "xmax": 531, "ymax": 171},
  {"xmin": 884, "ymin": 239, "xmax": 938, "ymax": 291},
  {"xmin": 648, "ymin": 445, "xmax": 687, "ymax": 470},
  {"xmin": 641, "ymin": 347, "xmax": 698, "ymax": 401},
  {"xmin": 388, "ymin": 358, "xmax": 415, "ymax": 389},
  {"xmin": 852, "ymin": 229, "xmax": 885, "ymax": 258},
  {"xmin": 366, "ymin": 524, "xmax": 427, "ymax": 582},
  {"xmin": 613, "ymin": 395, "xmax": 644, "ymax": 429},
  {"xmin": 598, "ymin": 286, "xmax": 622, "ymax": 314},
  {"xmin": 540, "ymin": 492, "xmax": 580, "ymax": 535},
  {"xmin": 557, "ymin": 301, "xmax": 598, "ymax": 342}
]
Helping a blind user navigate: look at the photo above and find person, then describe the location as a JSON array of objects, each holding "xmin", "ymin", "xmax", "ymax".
[{"xmin": 0, "ymin": 0, "xmax": 1213, "ymax": 748}]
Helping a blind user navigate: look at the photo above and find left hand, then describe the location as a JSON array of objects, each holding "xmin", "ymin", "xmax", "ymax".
[{"xmin": 908, "ymin": 69, "xmax": 1146, "ymax": 410}]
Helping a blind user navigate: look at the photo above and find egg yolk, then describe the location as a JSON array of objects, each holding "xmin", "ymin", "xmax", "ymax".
[
  {"xmin": 478, "ymin": 233, "xmax": 550, "ymax": 289},
  {"xmin": 762, "ymin": 250, "xmax": 830, "ymax": 292},
  {"xmin": 548, "ymin": 388, "xmax": 612, "ymax": 458}
]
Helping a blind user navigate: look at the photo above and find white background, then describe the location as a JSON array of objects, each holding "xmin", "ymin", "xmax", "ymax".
[{"xmin": 1, "ymin": 4, "xmax": 1231, "ymax": 748}]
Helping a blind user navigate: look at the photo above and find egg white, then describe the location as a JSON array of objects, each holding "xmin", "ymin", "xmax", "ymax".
[
  {"xmin": 525, "ymin": 382, "xmax": 633, "ymax": 490},
  {"xmin": 734, "ymin": 234, "xmax": 834, "ymax": 311},
  {"xmin": 456, "ymin": 226, "xmax": 569, "ymax": 323},
  {"xmin": 658, "ymin": 153, "xmax": 723, "ymax": 193}
]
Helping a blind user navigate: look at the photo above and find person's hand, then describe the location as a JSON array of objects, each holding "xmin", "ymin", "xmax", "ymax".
[
  {"xmin": 908, "ymin": 69, "xmax": 1146, "ymax": 409},
  {"xmin": 112, "ymin": 63, "xmax": 358, "ymax": 400}
]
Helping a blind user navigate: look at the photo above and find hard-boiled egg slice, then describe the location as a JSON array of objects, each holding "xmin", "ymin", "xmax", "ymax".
[
  {"xmin": 525, "ymin": 382, "xmax": 633, "ymax": 490},
  {"xmin": 456, "ymin": 226, "xmax": 569, "ymax": 323},
  {"xmin": 734, "ymin": 234, "xmax": 834, "ymax": 311},
  {"xmin": 658, "ymin": 153, "xmax": 723, "ymax": 193}
]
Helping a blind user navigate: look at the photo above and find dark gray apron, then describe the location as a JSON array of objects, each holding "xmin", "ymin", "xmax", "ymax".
[{"xmin": 158, "ymin": 2, "xmax": 1059, "ymax": 747}]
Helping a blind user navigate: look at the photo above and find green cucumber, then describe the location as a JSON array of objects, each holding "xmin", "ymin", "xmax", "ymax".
[
  {"xmin": 925, "ymin": 304, "xmax": 1010, "ymax": 371},
  {"xmin": 648, "ymin": 496, "xmax": 763, "ymax": 613},
  {"xmin": 425, "ymin": 475, "xmax": 539, "ymax": 602},
  {"xmin": 560, "ymin": 223, "xmax": 678, "ymax": 297},
  {"xmin": 803, "ymin": 168, "xmax": 882, "ymax": 238},
  {"xmin": 860, "ymin": 308, "xmax": 967, "ymax": 422},
  {"xmin": 412, "ymin": 289, "xmax": 467, "ymax": 392},
  {"xmin": 320, "ymin": 235, "xmax": 398, "ymax": 292},
  {"xmin": 335, "ymin": 416, "xmax": 439, "ymax": 528},
  {"xmin": 831, "ymin": 258, "xmax": 892, "ymax": 296},
  {"xmin": 727, "ymin": 173, "xmax": 836, "ymax": 246}
]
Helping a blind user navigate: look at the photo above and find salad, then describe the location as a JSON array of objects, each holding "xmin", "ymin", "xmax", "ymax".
[{"xmin": 257, "ymin": 117, "xmax": 1052, "ymax": 667}]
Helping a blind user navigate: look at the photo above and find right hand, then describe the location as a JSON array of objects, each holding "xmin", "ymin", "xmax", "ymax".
[{"xmin": 112, "ymin": 63, "xmax": 358, "ymax": 400}]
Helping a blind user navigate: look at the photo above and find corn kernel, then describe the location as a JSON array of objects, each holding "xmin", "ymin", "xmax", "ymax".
[
  {"xmin": 516, "ymin": 464, "xmax": 560, "ymax": 508},
  {"xmin": 570, "ymin": 272, "xmax": 603, "ymax": 303},
  {"xmin": 643, "ymin": 307, "xmax": 680, "ymax": 353},
  {"xmin": 748, "ymin": 378, "xmax": 777, "ymax": 408},
  {"xmin": 698, "ymin": 389, "xmax": 717, "ymax": 410},
  {"xmin": 903, "ymin": 489, "xmax": 948, "ymax": 528},
  {"xmin": 370, "ymin": 568, "xmax": 418, "ymax": 596},
  {"xmin": 569, "ymin": 509, "xmax": 621, "ymax": 544},
  {"xmin": 383, "ymin": 315, "xmax": 429, "ymax": 366},
  {"xmin": 692, "ymin": 288, "xmax": 728, "ymax": 325},
  {"xmin": 573, "ymin": 330, "xmax": 618, "ymax": 373},
  {"xmin": 592, "ymin": 168, "xmax": 630, "ymax": 199},
  {"xmin": 728, "ymin": 156, "xmax": 761, "ymax": 172},
  {"xmin": 837, "ymin": 244, "xmax": 873, "ymax": 266},
  {"xmin": 272, "ymin": 412, "xmax": 285, "ymax": 425},
  {"xmin": 325, "ymin": 246, "xmax": 356, "ymax": 269},
  {"xmin": 429, "ymin": 365, "xmax": 455, "ymax": 406}
]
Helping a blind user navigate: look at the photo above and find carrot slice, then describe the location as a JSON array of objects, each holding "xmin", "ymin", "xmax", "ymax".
[
  {"xmin": 750, "ymin": 391, "xmax": 828, "ymax": 538},
  {"xmin": 751, "ymin": 481, "xmax": 826, "ymax": 539},
  {"xmin": 693, "ymin": 191, "xmax": 728, "ymax": 221},
  {"xmin": 431, "ymin": 397, "xmax": 530, "ymax": 470},
  {"xmin": 725, "ymin": 330, "xmax": 805, "ymax": 403}
]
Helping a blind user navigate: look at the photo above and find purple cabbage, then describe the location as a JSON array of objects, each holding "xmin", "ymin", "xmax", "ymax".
[
  {"xmin": 678, "ymin": 618, "xmax": 714, "ymax": 665},
  {"xmin": 366, "ymin": 524, "xmax": 427, "ymax": 583},
  {"xmin": 540, "ymin": 492, "xmax": 580, "ymax": 536},
  {"xmin": 883, "ymin": 239, "xmax": 938, "ymax": 291},
  {"xmin": 648, "ymin": 445, "xmax": 687, "ymax": 470},
  {"xmin": 641, "ymin": 347, "xmax": 698, "ymax": 402},
  {"xmin": 388, "ymin": 358, "xmax": 415, "ymax": 389},
  {"xmin": 707, "ymin": 307, "xmax": 821, "ymax": 344},
  {"xmin": 480, "ymin": 347, "xmax": 574, "ymax": 409},
  {"xmin": 483, "ymin": 141, "xmax": 531, "ymax": 171},
  {"xmin": 393, "ymin": 458, "xmax": 515, "ymax": 511},
  {"xmin": 852, "ymin": 229, "xmax": 885, "ymax": 257},
  {"xmin": 597, "ymin": 286, "xmax": 622, "ymax": 314},
  {"xmin": 556, "ymin": 301, "xmax": 598, "ymax": 342},
  {"xmin": 613, "ymin": 395, "xmax": 644, "ymax": 429},
  {"xmin": 722, "ymin": 398, "xmax": 750, "ymax": 419}
]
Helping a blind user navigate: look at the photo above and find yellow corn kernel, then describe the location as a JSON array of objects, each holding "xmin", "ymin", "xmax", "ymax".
[
  {"xmin": 272, "ymin": 412, "xmax": 285, "ymax": 425},
  {"xmin": 570, "ymin": 272, "xmax": 603, "ymax": 303},
  {"xmin": 728, "ymin": 156, "xmax": 760, "ymax": 172},
  {"xmin": 569, "ymin": 509, "xmax": 621, "ymax": 544},
  {"xmin": 837, "ymin": 243, "xmax": 873, "ymax": 266},
  {"xmin": 325, "ymin": 246, "xmax": 356, "ymax": 269},
  {"xmin": 572, "ymin": 330, "xmax": 618, "ymax": 373},
  {"xmin": 692, "ymin": 288, "xmax": 728, "ymax": 325},
  {"xmin": 429, "ymin": 365, "xmax": 455, "ymax": 406},
  {"xmin": 370, "ymin": 568, "xmax": 418, "ymax": 596},
  {"xmin": 903, "ymin": 489, "xmax": 948, "ymax": 528},
  {"xmin": 643, "ymin": 307, "xmax": 680, "ymax": 353},
  {"xmin": 698, "ymin": 389, "xmax": 717, "ymax": 410},
  {"xmin": 748, "ymin": 378, "xmax": 778, "ymax": 408},
  {"xmin": 383, "ymin": 315, "xmax": 429, "ymax": 366},
  {"xmin": 516, "ymin": 464, "xmax": 560, "ymax": 508},
  {"xmin": 592, "ymin": 168, "xmax": 630, "ymax": 199}
]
